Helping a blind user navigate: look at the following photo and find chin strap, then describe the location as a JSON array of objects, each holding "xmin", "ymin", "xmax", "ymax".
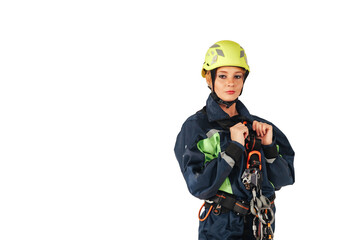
[{"xmin": 210, "ymin": 92, "xmax": 237, "ymax": 108}]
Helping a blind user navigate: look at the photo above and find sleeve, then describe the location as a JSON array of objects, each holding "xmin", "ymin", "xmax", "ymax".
[
  {"xmin": 263, "ymin": 123, "xmax": 295, "ymax": 190},
  {"xmin": 174, "ymin": 118, "xmax": 245, "ymax": 200}
]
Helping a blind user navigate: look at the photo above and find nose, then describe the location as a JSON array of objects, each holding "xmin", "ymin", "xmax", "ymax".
[{"xmin": 226, "ymin": 78, "xmax": 235, "ymax": 87}]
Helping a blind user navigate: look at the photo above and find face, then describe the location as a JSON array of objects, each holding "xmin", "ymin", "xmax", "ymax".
[{"xmin": 207, "ymin": 66, "xmax": 245, "ymax": 102}]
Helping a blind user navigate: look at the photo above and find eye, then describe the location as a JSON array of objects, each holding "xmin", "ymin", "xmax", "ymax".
[
  {"xmin": 234, "ymin": 75, "xmax": 243, "ymax": 79},
  {"xmin": 218, "ymin": 75, "xmax": 227, "ymax": 79}
]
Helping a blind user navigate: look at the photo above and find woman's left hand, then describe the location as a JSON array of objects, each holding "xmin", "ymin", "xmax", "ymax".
[{"xmin": 252, "ymin": 121, "xmax": 273, "ymax": 145}]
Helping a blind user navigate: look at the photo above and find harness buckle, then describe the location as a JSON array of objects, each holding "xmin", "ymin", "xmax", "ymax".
[{"xmin": 212, "ymin": 204, "xmax": 222, "ymax": 216}]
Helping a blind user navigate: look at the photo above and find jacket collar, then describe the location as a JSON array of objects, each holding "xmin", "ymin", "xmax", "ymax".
[{"xmin": 205, "ymin": 94, "xmax": 253, "ymax": 122}]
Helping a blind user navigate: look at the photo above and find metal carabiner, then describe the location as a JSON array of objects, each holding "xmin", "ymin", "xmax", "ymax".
[
  {"xmin": 259, "ymin": 195, "xmax": 271, "ymax": 209},
  {"xmin": 212, "ymin": 204, "xmax": 222, "ymax": 216},
  {"xmin": 258, "ymin": 208, "xmax": 275, "ymax": 225}
]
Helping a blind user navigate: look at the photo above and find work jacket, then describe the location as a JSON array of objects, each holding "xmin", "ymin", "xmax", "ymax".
[{"xmin": 174, "ymin": 95, "xmax": 295, "ymax": 201}]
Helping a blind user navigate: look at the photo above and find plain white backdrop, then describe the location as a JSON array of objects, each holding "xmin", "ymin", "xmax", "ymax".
[{"xmin": 1, "ymin": 0, "xmax": 359, "ymax": 239}]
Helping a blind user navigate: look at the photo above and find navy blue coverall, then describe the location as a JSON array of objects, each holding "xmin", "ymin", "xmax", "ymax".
[{"xmin": 174, "ymin": 94, "xmax": 295, "ymax": 239}]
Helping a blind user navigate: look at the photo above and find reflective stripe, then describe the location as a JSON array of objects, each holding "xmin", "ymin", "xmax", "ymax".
[
  {"xmin": 221, "ymin": 152, "xmax": 235, "ymax": 168},
  {"xmin": 206, "ymin": 129, "xmax": 220, "ymax": 138},
  {"xmin": 266, "ymin": 157, "xmax": 276, "ymax": 164}
]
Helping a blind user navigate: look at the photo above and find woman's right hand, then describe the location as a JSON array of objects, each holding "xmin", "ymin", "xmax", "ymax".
[{"xmin": 229, "ymin": 123, "xmax": 249, "ymax": 146}]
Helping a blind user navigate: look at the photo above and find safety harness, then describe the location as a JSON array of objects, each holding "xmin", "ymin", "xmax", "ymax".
[{"xmin": 198, "ymin": 108, "xmax": 276, "ymax": 240}]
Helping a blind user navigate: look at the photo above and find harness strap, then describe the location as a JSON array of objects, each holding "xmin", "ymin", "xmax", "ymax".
[{"xmin": 209, "ymin": 191, "xmax": 250, "ymax": 216}]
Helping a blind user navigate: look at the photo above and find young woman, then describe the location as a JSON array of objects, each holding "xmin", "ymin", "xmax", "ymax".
[{"xmin": 174, "ymin": 40, "xmax": 295, "ymax": 240}]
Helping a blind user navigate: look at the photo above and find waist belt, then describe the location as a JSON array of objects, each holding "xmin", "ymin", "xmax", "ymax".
[{"xmin": 203, "ymin": 191, "xmax": 275, "ymax": 217}]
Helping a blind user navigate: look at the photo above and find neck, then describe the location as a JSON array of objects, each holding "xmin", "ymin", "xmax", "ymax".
[{"xmin": 220, "ymin": 103, "xmax": 238, "ymax": 117}]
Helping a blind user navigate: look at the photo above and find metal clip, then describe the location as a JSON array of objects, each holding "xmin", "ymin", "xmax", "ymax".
[
  {"xmin": 250, "ymin": 190, "xmax": 275, "ymax": 239},
  {"xmin": 241, "ymin": 169, "xmax": 252, "ymax": 190},
  {"xmin": 242, "ymin": 169, "xmax": 261, "ymax": 190},
  {"xmin": 212, "ymin": 204, "xmax": 222, "ymax": 216}
]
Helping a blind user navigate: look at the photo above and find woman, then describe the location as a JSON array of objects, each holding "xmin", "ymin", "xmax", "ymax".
[{"xmin": 174, "ymin": 40, "xmax": 295, "ymax": 239}]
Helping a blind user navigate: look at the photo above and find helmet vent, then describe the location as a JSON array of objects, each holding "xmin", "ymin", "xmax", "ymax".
[
  {"xmin": 211, "ymin": 55, "xmax": 218, "ymax": 65},
  {"xmin": 216, "ymin": 49, "xmax": 224, "ymax": 57},
  {"xmin": 240, "ymin": 50, "xmax": 245, "ymax": 58},
  {"xmin": 210, "ymin": 44, "xmax": 220, "ymax": 48}
]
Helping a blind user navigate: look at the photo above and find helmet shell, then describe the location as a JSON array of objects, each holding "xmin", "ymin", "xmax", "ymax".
[{"xmin": 201, "ymin": 40, "xmax": 250, "ymax": 78}]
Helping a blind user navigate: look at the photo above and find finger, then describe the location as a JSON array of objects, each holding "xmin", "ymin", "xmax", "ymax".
[
  {"xmin": 252, "ymin": 121, "xmax": 258, "ymax": 131},
  {"xmin": 241, "ymin": 125, "xmax": 248, "ymax": 136},
  {"xmin": 253, "ymin": 122, "xmax": 259, "ymax": 135},
  {"xmin": 263, "ymin": 124, "xmax": 271, "ymax": 136},
  {"xmin": 236, "ymin": 122, "xmax": 245, "ymax": 127},
  {"xmin": 262, "ymin": 124, "xmax": 266, "ymax": 136},
  {"xmin": 258, "ymin": 126, "xmax": 262, "ymax": 137},
  {"xmin": 244, "ymin": 128, "xmax": 249, "ymax": 139},
  {"xmin": 257, "ymin": 123, "xmax": 263, "ymax": 137}
]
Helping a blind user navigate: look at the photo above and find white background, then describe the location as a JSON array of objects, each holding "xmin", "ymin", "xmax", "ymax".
[{"xmin": 1, "ymin": 0, "xmax": 359, "ymax": 239}]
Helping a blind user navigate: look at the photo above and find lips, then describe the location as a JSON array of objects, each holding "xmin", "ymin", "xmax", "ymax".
[{"xmin": 226, "ymin": 91, "xmax": 235, "ymax": 94}]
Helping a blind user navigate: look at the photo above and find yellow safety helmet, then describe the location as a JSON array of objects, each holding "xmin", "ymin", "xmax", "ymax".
[{"xmin": 201, "ymin": 40, "xmax": 250, "ymax": 78}]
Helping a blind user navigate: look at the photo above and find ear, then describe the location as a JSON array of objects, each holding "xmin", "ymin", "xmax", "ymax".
[{"xmin": 205, "ymin": 71, "xmax": 212, "ymax": 90}]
